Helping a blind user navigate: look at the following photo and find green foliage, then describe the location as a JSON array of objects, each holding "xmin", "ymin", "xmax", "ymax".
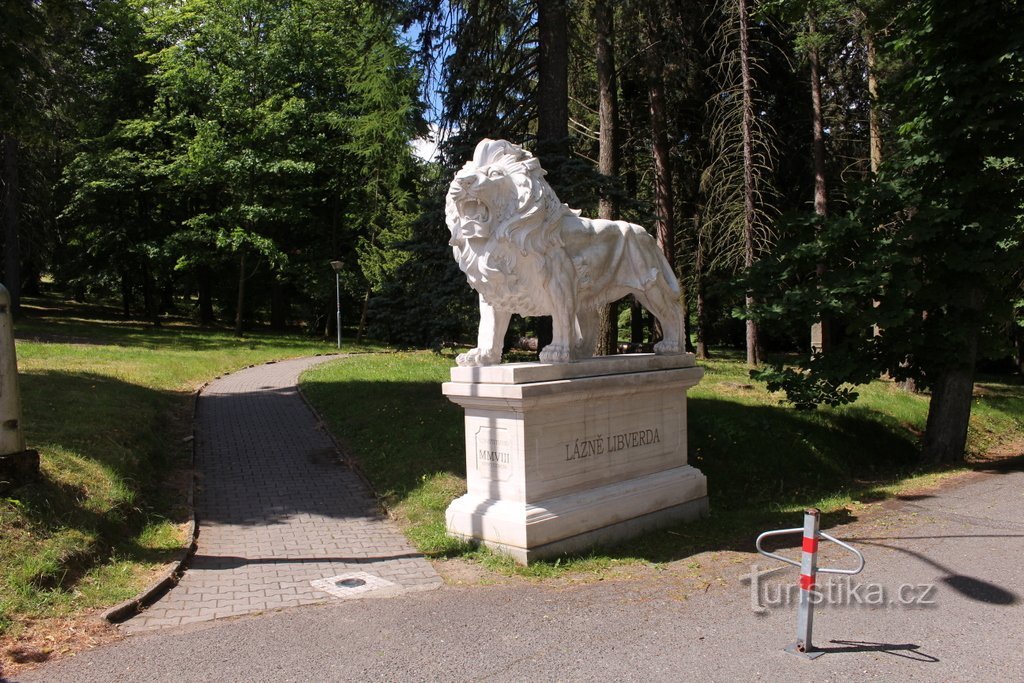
[
  {"xmin": 366, "ymin": 195, "xmax": 477, "ymax": 347},
  {"xmin": 747, "ymin": 0, "xmax": 1024, "ymax": 461},
  {"xmin": 50, "ymin": 0, "xmax": 425, "ymax": 331},
  {"xmin": 0, "ymin": 1, "xmax": 47, "ymax": 137},
  {"xmin": 752, "ymin": 363, "xmax": 859, "ymax": 409}
]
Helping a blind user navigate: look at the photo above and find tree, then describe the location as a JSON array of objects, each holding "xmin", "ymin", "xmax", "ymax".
[
  {"xmin": 0, "ymin": 1, "xmax": 44, "ymax": 315},
  {"xmin": 1, "ymin": 0, "xmax": 89, "ymax": 315},
  {"xmin": 594, "ymin": 0, "xmax": 620, "ymax": 355},
  {"xmin": 534, "ymin": 0, "xmax": 570, "ymax": 352},
  {"xmin": 750, "ymin": 0, "xmax": 1024, "ymax": 464},
  {"xmin": 643, "ymin": 4, "xmax": 679, "ymax": 350},
  {"xmin": 804, "ymin": 7, "xmax": 831, "ymax": 352},
  {"xmin": 66, "ymin": 0, "xmax": 425, "ymax": 334},
  {"xmin": 700, "ymin": 0, "xmax": 777, "ymax": 367}
]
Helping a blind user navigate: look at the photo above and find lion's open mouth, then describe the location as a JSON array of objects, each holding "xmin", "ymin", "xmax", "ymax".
[{"xmin": 459, "ymin": 198, "xmax": 490, "ymax": 225}]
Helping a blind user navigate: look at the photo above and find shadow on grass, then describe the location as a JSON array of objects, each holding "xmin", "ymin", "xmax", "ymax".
[
  {"xmin": 300, "ymin": 377, "xmax": 466, "ymax": 506},
  {"xmin": 19, "ymin": 370, "xmax": 186, "ymax": 480},
  {"xmin": 583, "ymin": 397, "xmax": 922, "ymax": 563},
  {"xmin": 6, "ymin": 371, "xmax": 191, "ymax": 593},
  {"xmin": 301, "ymin": 371, "xmax": 933, "ymax": 565},
  {"xmin": 16, "ymin": 295, "xmax": 332, "ymax": 352}
]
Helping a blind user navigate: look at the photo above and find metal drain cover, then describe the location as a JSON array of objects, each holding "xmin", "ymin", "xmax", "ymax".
[
  {"xmin": 336, "ymin": 578, "xmax": 366, "ymax": 588},
  {"xmin": 310, "ymin": 572, "xmax": 396, "ymax": 599}
]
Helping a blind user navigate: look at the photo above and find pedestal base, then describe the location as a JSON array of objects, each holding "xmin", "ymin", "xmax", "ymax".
[
  {"xmin": 447, "ymin": 465, "xmax": 708, "ymax": 563},
  {"xmin": 443, "ymin": 354, "xmax": 708, "ymax": 564}
]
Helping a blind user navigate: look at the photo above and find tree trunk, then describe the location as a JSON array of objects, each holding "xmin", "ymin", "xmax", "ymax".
[
  {"xmin": 535, "ymin": 0, "xmax": 569, "ymax": 354},
  {"xmin": 865, "ymin": 28, "xmax": 884, "ymax": 339},
  {"xmin": 866, "ymin": 29, "xmax": 882, "ymax": 175},
  {"xmin": 270, "ymin": 277, "xmax": 287, "ymax": 331},
  {"xmin": 645, "ymin": 15, "xmax": 675, "ymax": 273},
  {"xmin": 630, "ymin": 297, "xmax": 644, "ymax": 347},
  {"xmin": 141, "ymin": 259, "xmax": 156, "ymax": 321},
  {"xmin": 2, "ymin": 135, "xmax": 21, "ymax": 315},
  {"xmin": 234, "ymin": 250, "xmax": 247, "ymax": 337},
  {"xmin": 595, "ymin": 0, "xmax": 618, "ymax": 220},
  {"xmin": 159, "ymin": 278, "xmax": 175, "ymax": 315},
  {"xmin": 537, "ymin": 0, "xmax": 570, "ymax": 156},
  {"xmin": 1013, "ymin": 321, "xmax": 1023, "ymax": 374},
  {"xmin": 198, "ymin": 267, "xmax": 214, "ymax": 324},
  {"xmin": 595, "ymin": 0, "xmax": 619, "ymax": 355},
  {"xmin": 120, "ymin": 268, "xmax": 132, "ymax": 319},
  {"xmin": 808, "ymin": 13, "xmax": 832, "ymax": 354},
  {"xmin": 356, "ymin": 287, "xmax": 370, "ymax": 343},
  {"xmin": 694, "ymin": 232, "xmax": 710, "ymax": 359},
  {"xmin": 922, "ymin": 331, "xmax": 978, "ymax": 465},
  {"xmin": 739, "ymin": 0, "xmax": 760, "ymax": 368},
  {"xmin": 645, "ymin": 10, "xmax": 687, "ymax": 349}
]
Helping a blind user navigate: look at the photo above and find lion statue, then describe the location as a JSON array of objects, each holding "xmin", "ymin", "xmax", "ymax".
[{"xmin": 446, "ymin": 138, "xmax": 686, "ymax": 366}]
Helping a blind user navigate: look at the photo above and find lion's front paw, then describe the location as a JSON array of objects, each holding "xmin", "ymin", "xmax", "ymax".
[
  {"xmin": 539, "ymin": 343, "xmax": 571, "ymax": 364},
  {"xmin": 456, "ymin": 348, "xmax": 501, "ymax": 367},
  {"xmin": 654, "ymin": 340, "xmax": 683, "ymax": 355}
]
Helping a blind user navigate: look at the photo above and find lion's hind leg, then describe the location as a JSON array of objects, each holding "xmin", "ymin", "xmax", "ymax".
[
  {"xmin": 573, "ymin": 306, "xmax": 601, "ymax": 360},
  {"xmin": 635, "ymin": 285, "xmax": 685, "ymax": 355}
]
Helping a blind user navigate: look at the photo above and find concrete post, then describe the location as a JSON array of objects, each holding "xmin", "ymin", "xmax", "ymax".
[{"xmin": 0, "ymin": 284, "xmax": 38, "ymax": 489}]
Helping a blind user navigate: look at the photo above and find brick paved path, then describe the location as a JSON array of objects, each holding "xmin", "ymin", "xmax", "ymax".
[{"xmin": 126, "ymin": 356, "xmax": 441, "ymax": 632}]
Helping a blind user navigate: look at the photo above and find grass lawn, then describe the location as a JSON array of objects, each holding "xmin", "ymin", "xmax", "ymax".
[
  {"xmin": 3, "ymin": 290, "xmax": 1020, "ymax": 656},
  {"xmin": 1, "ymin": 295, "xmax": 373, "ymax": 649},
  {"xmin": 300, "ymin": 350, "xmax": 1024, "ymax": 576}
]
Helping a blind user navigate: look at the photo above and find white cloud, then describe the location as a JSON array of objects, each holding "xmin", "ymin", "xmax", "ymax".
[
  {"xmin": 410, "ymin": 134, "xmax": 440, "ymax": 163},
  {"xmin": 410, "ymin": 123, "xmax": 456, "ymax": 164}
]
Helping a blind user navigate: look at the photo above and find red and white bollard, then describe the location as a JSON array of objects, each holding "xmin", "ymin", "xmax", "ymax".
[
  {"xmin": 755, "ymin": 508, "xmax": 865, "ymax": 660},
  {"xmin": 789, "ymin": 508, "xmax": 824, "ymax": 658}
]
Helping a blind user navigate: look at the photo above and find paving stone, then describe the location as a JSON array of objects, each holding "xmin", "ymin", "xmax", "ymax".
[{"xmin": 124, "ymin": 357, "xmax": 441, "ymax": 633}]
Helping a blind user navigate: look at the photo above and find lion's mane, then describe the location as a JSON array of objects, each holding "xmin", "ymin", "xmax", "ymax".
[{"xmin": 446, "ymin": 140, "xmax": 573, "ymax": 270}]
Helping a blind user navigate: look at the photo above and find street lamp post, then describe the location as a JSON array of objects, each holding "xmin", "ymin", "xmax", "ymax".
[{"xmin": 330, "ymin": 260, "xmax": 343, "ymax": 349}]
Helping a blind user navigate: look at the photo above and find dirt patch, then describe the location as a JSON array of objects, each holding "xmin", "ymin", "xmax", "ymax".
[
  {"xmin": 434, "ymin": 558, "xmax": 526, "ymax": 587},
  {"xmin": 973, "ymin": 438, "xmax": 1024, "ymax": 465},
  {"xmin": 1, "ymin": 615, "xmax": 122, "ymax": 680}
]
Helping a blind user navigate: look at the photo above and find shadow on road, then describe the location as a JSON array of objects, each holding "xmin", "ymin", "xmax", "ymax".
[
  {"xmin": 844, "ymin": 535, "xmax": 1022, "ymax": 606},
  {"xmin": 822, "ymin": 640, "xmax": 940, "ymax": 662}
]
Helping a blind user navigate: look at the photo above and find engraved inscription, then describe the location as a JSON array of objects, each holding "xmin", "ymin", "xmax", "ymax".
[
  {"xmin": 475, "ymin": 426, "xmax": 513, "ymax": 480},
  {"xmin": 564, "ymin": 435, "xmax": 604, "ymax": 461},
  {"xmin": 564, "ymin": 427, "xmax": 661, "ymax": 461},
  {"xmin": 607, "ymin": 428, "xmax": 660, "ymax": 453}
]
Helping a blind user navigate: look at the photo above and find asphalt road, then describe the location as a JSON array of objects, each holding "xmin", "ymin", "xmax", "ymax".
[{"xmin": 16, "ymin": 469, "xmax": 1024, "ymax": 682}]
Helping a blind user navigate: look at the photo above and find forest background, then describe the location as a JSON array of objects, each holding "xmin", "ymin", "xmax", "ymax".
[{"xmin": 1, "ymin": 0, "xmax": 1022, "ymax": 465}]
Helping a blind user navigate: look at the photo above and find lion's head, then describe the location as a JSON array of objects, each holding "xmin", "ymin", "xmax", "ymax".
[{"xmin": 445, "ymin": 139, "xmax": 567, "ymax": 257}]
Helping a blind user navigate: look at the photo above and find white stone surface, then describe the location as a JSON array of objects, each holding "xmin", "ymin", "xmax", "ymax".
[
  {"xmin": 449, "ymin": 352, "xmax": 696, "ymax": 385},
  {"xmin": 443, "ymin": 357, "xmax": 707, "ymax": 563},
  {"xmin": 447, "ymin": 139, "xmax": 686, "ymax": 366},
  {"xmin": 0, "ymin": 284, "xmax": 26, "ymax": 456}
]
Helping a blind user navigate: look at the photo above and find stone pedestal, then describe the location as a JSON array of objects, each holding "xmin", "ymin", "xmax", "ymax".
[{"xmin": 442, "ymin": 354, "xmax": 708, "ymax": 563}]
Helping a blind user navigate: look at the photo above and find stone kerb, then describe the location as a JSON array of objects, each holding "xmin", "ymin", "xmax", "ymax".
[{"xmin": 443, "ymin": 354, "xmax": 708, "ymax": 563}]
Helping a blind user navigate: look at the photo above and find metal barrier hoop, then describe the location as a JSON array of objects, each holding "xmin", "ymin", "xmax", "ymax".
[
  {"xmin": 754, "ymin": 527, "xmax": 803, "ymax": 567},
  {"xmin": 755, "ymin": 527, "xmax": 865, "ymax": 575},
  {"xmin": 816, "ymin": 532, "xmax": 865, "ymax": 575}
]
